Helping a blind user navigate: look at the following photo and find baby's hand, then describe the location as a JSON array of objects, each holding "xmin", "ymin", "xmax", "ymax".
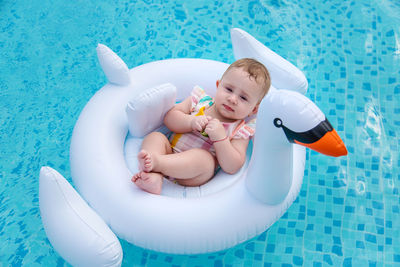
[
  {"xmin": 205, "ymin": 119, "xmax": 226, "ymax": 141},
  {"xmin": 191, "ymin": 115, "xmax": 211, "ymax": 132}
]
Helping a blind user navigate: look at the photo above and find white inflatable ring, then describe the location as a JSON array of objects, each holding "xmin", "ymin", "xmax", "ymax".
[
  {"xmin": 39, "ymin": 28, "xmax": 347, "ymax": 265},
  {"xmin": 71, "ymin": 56, "xmax": 307, "ymax": 253}
]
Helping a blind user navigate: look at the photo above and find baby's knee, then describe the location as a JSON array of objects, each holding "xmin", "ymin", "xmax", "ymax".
[
  {"xmin": 192, "ymin": 148, "xmax": 216, "ymax": 168},
  {"xmin": 146, "ymin": 131, "xmax": 166, "ymax": 139}
]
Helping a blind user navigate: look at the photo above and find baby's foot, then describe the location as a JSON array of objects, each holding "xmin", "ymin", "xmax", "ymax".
[
  {"xmin": 131, "ymin": 171, "xmax": 163, "ymax": 195},
  {"xmin": 137, "ymin": 150, "xmax": 155, "ymax": 172}
]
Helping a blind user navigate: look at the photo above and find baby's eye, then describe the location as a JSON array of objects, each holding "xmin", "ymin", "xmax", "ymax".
[
  {"xmin": 240, "ymin": 95, "xmax": 248, "ymax": 101},
  {"xmin": 225, "ymin": 87, "xmax": 233, "ymax": 92}
]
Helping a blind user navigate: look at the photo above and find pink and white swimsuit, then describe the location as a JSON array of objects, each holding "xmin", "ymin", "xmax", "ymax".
[{"xmin": 168, "ymin": 86, "xmax": 256, "ymax": 157}]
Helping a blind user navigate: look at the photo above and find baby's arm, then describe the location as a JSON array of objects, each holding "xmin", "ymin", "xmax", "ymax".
[
  {"xmin": 213, "ymin": 138, "xmax": 249, "ymax": 174},
  {"xmin": 205, "ymin": 119, "xmax": 249, "ymax": 174},
  {"xmin": 164, "ymin": 97, "xmax": 209, "ymax": 133}
]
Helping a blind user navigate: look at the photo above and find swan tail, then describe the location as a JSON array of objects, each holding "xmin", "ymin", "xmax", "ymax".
[
  {"xmin": 39, "ymin": 166, "xmax": 123, "ymax": 267},
  {"xmin": 97, "ymin": 44, "xmax": 131, "ymax": 86}
]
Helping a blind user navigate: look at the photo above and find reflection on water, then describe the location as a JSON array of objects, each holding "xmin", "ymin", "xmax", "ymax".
[
  {"xmin": 364, "ymin": 103, "xmax": 382, "ymax": 140},
  {"xmin": 356, "ymin": 181, "xmax": 366, "ymax": 195},
  {"xmin": 395, "ymin": 33, "xmax": 400, "ymax": 56}
]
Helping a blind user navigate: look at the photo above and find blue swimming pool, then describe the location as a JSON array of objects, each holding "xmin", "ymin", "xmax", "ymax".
[{"xmin": 1, "ymin": 0, "xmax": 399, "ymax": 265}]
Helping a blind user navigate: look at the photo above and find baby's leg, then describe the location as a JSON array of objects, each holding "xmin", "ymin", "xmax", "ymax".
[
  {"xmin": 152, "ymin": 148, "xmax": 216, "ymax": 187},
  {"xmin": 132, "ymin": 132, "xmax": 172, "ymax": 194},
  {"xmin": 138, "ymin": 132, "xmax": 172, "ymax": 172}
]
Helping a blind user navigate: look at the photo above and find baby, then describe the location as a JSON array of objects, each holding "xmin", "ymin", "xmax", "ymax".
[{"xmin": 132, "ymin": 58, "xmax": 271, "ymax": 194}]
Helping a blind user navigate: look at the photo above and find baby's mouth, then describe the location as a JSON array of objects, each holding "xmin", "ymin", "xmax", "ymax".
[{"xmin": 223, "ymin": 104, "xmax": 234, "ymax": 112}]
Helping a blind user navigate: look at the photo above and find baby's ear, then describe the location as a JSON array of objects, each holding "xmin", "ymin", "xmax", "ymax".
[{"xmin": 251, "ymin": 104, "xmax": 259, "ymax": 115}]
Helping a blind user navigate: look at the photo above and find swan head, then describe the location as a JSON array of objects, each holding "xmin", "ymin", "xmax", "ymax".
[
  {"xmin": 246, "ymin": 88, "xmax": 347, "ymax": 204},
  {"xmin": 263, "ymin": 89, "xmax": 347, "ymax": 157}
]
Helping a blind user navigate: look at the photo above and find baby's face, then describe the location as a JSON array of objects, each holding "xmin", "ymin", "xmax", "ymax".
[{"xmin": 214, "ymin": 67, "xmax": 263, "ymax": 121}]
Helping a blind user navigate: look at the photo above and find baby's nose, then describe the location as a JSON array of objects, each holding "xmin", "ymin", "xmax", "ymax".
[{"xmin": 228, "ymin": 94, "xmax": 238, "ymax": 104}]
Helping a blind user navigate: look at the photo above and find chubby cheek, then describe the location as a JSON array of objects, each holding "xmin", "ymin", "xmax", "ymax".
[
  {"xmin": 239, "ymin": 105, "xmax": 254, "ymax": 117},
  {"xmin": 214, "ymin": 90, "xmax": 226, "ymax": 103}
]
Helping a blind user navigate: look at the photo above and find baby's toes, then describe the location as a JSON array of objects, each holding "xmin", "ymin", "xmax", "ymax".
[{"xmin": 131, "ymin": 173, "xmax": 140, "ymax": 182}]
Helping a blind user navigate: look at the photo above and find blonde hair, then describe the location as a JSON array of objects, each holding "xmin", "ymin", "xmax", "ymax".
[{"xmin": 221, "ymin": 58, "xmax": 271, "ymax": 102}]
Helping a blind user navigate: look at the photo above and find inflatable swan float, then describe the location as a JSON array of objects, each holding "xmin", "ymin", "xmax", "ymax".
[{"xmin": 39, "ymin": 28, "xmax": 347, "ymax": 266}]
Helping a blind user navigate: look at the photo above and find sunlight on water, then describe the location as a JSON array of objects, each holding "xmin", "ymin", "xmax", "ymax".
[
  {"xmin": 356, "ymin": 181, "xmax": 366, "ymax": 195},
  {"xmin": 364, "ymin": 104, "xmax": 382, "ymax": 140}
]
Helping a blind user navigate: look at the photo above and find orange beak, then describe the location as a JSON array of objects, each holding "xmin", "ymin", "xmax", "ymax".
[
  {"xmin": 294, "ymin": 128, "xmax": 347, "ymax": 157},
  {"xmin": 274, "ymin": 117, "xmax": 348, "ymax": 157}
]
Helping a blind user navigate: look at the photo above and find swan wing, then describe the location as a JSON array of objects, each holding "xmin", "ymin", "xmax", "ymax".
[{"xmin": 39, "ymin": 166, "xmax": 122, "ymax": 267}]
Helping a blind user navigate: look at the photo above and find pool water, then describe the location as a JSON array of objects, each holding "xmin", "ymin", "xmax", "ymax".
[{"xmin": 1, "ymin": 0, "xmax": 399, "ymax": 266}]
